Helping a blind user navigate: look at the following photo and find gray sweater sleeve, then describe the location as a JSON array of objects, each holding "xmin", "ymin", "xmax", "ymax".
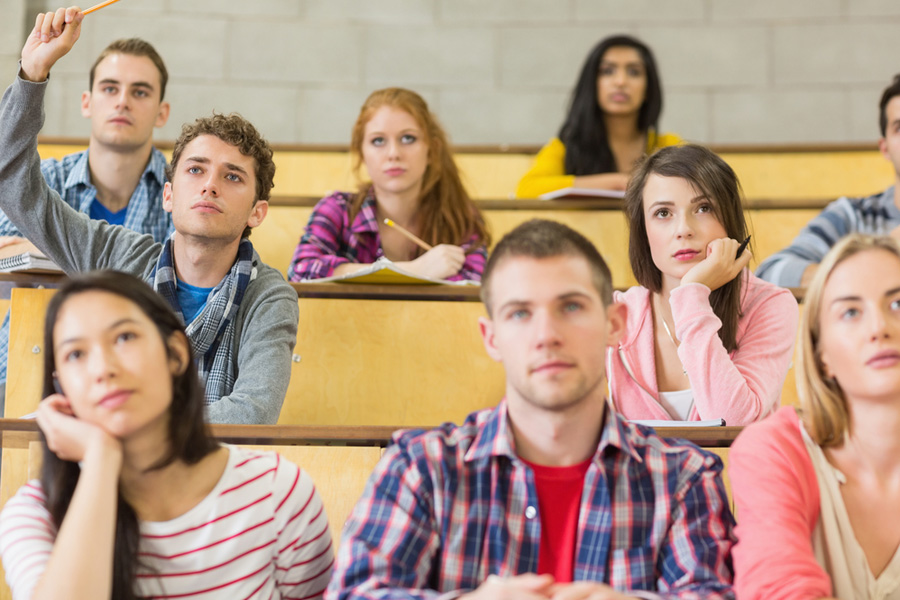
[
  {"xmin": 2, "ymin": 74, "xmax": 297, "ymax": 425},
  {"xmin": 0, "ymin": 74, "xmax": 160, "ymax": 278},
  {"xmin": 206, "ymin": 262, "xmax": 298, "ymax": 425}
]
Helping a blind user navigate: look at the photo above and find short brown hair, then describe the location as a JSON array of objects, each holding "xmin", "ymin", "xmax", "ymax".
[
  {"xmin": 879, "ymin": 74, "xmax": 900, "ymax": 137},
  {"xmin": 797, "ymin": 234, "xmax": 900, "ymax": 447},
  {"xmin": 167, "ymin": 113, "xmax": 275, "ymax": 238},
  {"xmin": 90, "ymin": 38, "xmax": 168, "ymax": 101},
  {"xmin": 480, "ymin": 219, "xmax": 612, "ymax": 316},
  {"xmin": 625, "ymin": 144, "xmax": 749, "ymax": 352}
]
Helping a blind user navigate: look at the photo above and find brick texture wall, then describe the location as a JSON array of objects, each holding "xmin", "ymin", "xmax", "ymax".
[{"xmin": 10, "ymin": 0, "xmax": 900, "ymax": 146}]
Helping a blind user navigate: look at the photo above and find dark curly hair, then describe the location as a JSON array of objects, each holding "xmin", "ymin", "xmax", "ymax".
[{"xmin": 167, "ymin": 113, "xmax": 275, "ymax": 238}]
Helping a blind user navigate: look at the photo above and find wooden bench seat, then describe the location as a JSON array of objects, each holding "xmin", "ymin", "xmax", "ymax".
[
  {"xmin": 38, "ymin": 140, "xmax": 894, "ymax": 202},
  {"xmin": 3, "ymin": 289, "xmax": 505, "ymax": 428}
]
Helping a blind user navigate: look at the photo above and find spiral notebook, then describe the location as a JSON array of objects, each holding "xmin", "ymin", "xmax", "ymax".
[{"xmin": 0, "ymin": 251, "xmax": 62, "ymax": 273}]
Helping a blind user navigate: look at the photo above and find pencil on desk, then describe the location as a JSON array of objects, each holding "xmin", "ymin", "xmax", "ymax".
[
  {"xmin": 83, "ymin": 0, "xmax": 123, "ymax": 15},
  {"xmin": 383, "ymin": 218, "xmax": 433, "ymax": 251}
]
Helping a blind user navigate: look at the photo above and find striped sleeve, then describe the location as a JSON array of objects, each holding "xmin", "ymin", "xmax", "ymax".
[
  {"xmin": 755, "ymin": 197, "xmax": 860, "ymax": 287},
  {"xmin": 0, "ymin": 481, "xmax": 57, "ymax": 600},
  {"xmin": 273, "ymin": 453, "xmax": 335, "ymax": 600}
]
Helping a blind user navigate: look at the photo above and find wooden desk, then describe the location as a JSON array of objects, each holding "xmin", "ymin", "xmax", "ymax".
[
  {"xmin": 0, "ymin": 272, "xmax": 64, "ymax": 300},
  {"xmin": 0, "ymin": 271, "xmax": 808, "ymax": 303},
  {"xmin": 291, "ymin": 282, "xmax": 481, "ymax": 301},
  {"xmin": 254, "ymin": 197, "xmax": 637, "ymax": 286},
  {"xmin": 0, "ymin": 419, "xmax": 741, "ymax": 448}
]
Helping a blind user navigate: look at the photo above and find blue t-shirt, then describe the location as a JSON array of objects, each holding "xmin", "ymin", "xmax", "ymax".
[
  {"xmin": 88, "ymin": 199, "xmax": 128, "ymax": 226},
  {"xmin": 176, "ymin": 279, "xmax": 213, "ymax": 323}
]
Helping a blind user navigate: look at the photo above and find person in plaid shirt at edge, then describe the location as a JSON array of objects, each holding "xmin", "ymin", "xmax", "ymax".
[{"xmin": 327, "ymin": 219, "xmax": 736, "ymax": 600}]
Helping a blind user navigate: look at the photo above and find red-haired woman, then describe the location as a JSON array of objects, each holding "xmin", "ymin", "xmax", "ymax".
[{"xmin": 288, "ymin": 88, "xmax": 490, "ymax": 282}]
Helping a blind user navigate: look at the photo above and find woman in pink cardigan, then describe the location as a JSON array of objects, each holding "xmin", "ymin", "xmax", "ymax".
[
  {"xmin": 607, "ymin": 144, "xmax": 797, "ymax": 425},
  {"xmin": 730, "ymin": 234, "xmax": 900, "ymax": 599}
]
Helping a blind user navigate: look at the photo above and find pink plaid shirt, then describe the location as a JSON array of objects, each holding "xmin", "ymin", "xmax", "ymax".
[{"xmin": 287, "ymin": 190, "xmax": 487, "ymax": 282}]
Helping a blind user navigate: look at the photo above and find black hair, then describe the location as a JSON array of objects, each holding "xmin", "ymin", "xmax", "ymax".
[
  {"xmin": 559, "ymin": 35, "xmax": 663, "ymax": 176},
  {"xmin": 879, "ymin": 74, "xmax": 900, "ymax": 137},
  {"xmin": 39, "ymin": 271, "xmax": 218, "ymax": 599}
]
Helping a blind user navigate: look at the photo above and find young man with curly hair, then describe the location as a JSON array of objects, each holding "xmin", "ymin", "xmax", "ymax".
[{"xmin": 0, "ymin": 6, "xmax": 297, "ymax": 425}]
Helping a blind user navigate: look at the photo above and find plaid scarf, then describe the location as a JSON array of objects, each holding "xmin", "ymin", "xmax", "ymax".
[{"xmin": 149, "ymin": 236, "xmax": 257, "ymax": 405}]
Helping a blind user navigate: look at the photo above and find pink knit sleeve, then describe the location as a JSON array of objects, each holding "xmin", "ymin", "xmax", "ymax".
[
  {"xmin": 670, "ymin": 275, "xmax": 798, "ymax": 425},
  {"xmin": 730, "ymin": 407, "xmax": 832, "ymax": 600}
]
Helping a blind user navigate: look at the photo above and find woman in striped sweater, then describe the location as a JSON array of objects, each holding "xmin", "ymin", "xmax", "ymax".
[{"xmin": 0, "ymin": 271, "xmax": 333, "ymax": 600}]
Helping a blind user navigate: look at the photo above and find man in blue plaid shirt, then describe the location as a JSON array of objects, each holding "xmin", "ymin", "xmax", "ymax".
[
  {"xmin": 1, "ymin": 8, "xmax": 298, "ymax": 424},
  {"xmin": 328, "ymin": 220, "xmax": 736, "ymax": 600},
  {"xmin": 0, "ymin": 37, "xmax": 172, "ymax": 403},
  {"xmin": 0, "ymin": 36, "xmax": 172, "ymax": 250}
]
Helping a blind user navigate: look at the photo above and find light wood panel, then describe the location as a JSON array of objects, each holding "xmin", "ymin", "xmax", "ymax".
[
  {"xmin": 484, "ymin": 209, "xmax": 636, "ymax": 288},
  {"xmin": 263, "ymin": 148, "xmax": 896, "ymax": 202},
  {"xmin": 780, "ymin": 302, "xmax": 804, "ymax": 409},
  {"xmin": 5, "ymin": 289, "xmax": 54, "ymax": 418},
  {"xmin": 253, "ymin": 206, "xmax": 314, "ymax": 276},
  {"xmin": 256, "ymin": 205, "xmax": 638, "ymax": 288},
  {"xmin": 745, "ymin": 208, "xmax": 820, "ymax": 270},
  {"xmin": 257, "ymin": 204, "xmax": 823, "ymax": 291},
  {"xmin": 281, "ymin": 298, "xmax": 504, "ymax": 427},
  {"xmin": 724, "ymin": 151, "xmax": 893, "ymax": 201},
  {"xmin": 38, "ymin": 143, "xmax": 895, "ymax": 202}
]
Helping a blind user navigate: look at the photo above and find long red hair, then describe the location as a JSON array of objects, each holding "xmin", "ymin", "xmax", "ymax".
[{"xmin": 349, "ymin": 88, "xmax": 490, "ymax": 252}]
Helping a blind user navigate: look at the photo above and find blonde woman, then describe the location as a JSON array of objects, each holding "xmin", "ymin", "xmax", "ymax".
[{"xmin": 731, "ymin": 233, "xmax": 900, "ymax": 599}]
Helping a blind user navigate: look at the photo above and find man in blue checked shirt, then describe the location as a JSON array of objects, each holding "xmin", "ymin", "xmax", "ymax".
[
  {"xmin": 756, "ymin": 74, "xmax": 900, "ymax": 289},
  {"xmin": 328, "ymin": 219, "xmax": 736, "ymax": 600},
  {"xmin": 0, "ymin": 36, "xmax": 173, "ymax": 250},
  {"xmin": 0, "ymin": 37, "xmax": 172, "ymax": 404},
  {"xmin": 0, "ymin": 8, "xmax": 298, "ymax": 425}
]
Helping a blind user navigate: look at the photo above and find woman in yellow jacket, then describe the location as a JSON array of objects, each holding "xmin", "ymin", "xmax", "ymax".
[{"xmin": 516, "ymin": 35, "xmax": 681, "ymax": 199}]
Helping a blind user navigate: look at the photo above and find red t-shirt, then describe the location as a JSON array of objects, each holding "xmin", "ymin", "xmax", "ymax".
[{"xmin": 521, "ymin": 457, "xmax": 592, "ymax": 582}]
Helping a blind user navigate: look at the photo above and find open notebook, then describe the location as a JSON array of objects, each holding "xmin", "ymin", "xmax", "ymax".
[
  {"xmin": 628, "ymin": 418, "xmax": 726, "ymax": 427},
  {"xmin": 538, "ymin": 187, "xmax": 626, "ymax": 200},
  {"xmin": 298, "ymin": 258, "xmax": 478, "ymax": 286}
]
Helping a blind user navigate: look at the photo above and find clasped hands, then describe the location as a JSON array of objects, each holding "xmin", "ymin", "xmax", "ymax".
[{"xmin": 460, "ymin": 574, "xmax": 637, "ymax": 600}]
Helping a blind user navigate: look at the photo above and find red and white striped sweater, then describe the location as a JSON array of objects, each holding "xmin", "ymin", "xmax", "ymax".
[{"xmin": 0, "ymin": 445, "xmax": 334, "ymax": 600}]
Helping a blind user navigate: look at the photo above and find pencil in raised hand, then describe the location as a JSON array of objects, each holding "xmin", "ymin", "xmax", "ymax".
[{"xmin": 84, "ymin": 0, "xmax": 123, "ymax": 15}]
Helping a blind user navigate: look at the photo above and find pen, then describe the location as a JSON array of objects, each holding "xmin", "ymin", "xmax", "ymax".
[
  {"xmin": 736, "ymin": 235, "xmax": 751, "ymax": 257},
  {"xmin": 383, "ymin": 218, "xmax": 433, "ymax": 251}
]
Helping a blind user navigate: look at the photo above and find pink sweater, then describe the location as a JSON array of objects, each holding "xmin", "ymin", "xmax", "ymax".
[
  {"xmin": 729, "ymin": 406, "xmax": 832, "ymax": 599},
  {"xmin": 606, "ymin": 271, "xmax": 798, "ymax": 425}
]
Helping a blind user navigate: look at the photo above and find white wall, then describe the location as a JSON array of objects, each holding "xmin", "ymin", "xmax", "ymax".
[{"xmin": 10, "ymin": 0, "xmax": 900, "ymax": 147}]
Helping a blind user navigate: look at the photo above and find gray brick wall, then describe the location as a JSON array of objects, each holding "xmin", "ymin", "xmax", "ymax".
[{"xmin": 10, "ymin": 0, "xmax": 900, "ymax": 146}]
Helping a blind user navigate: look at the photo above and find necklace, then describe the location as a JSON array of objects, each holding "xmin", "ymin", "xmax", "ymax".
[{"xmin": 658, "ymin": 308, "xmax": 687, "ymax": 376}]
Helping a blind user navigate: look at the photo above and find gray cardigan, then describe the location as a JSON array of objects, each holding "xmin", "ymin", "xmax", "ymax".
[{"xmin": 0, "ymin": 74, "xmax": 298, "ymax": 425}]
